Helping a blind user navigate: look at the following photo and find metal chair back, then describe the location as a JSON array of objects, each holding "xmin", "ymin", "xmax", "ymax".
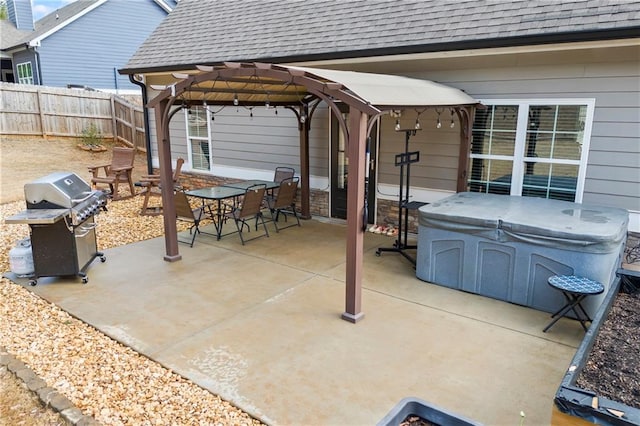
[
  {"xmin": 174, "ymin": 191, "xmax": 203, "ymax": 247},
  {"xmin": 267, "ymin": 177, "xmax": 300, "ymax": 232}
]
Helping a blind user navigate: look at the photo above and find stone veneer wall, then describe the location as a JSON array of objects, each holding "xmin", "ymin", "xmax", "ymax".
[{"xmin": 375, "ymin": 199, "xmax": 421, "ymax": 233}]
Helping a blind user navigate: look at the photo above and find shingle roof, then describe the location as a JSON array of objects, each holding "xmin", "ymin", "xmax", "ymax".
[
  {"xmin": 0, "ymin": 20, "xmax": 31, "ymax": 50},
  {"xmin": 122, "ymin": 0, "xmax": 640, "ymax": 73},
  {"xmin": 5, "ymin": 0, "xmax": 100, "ymax": 49}
]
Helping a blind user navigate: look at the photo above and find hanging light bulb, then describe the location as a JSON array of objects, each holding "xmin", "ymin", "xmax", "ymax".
[
  {"xmin": 395, "ymin": 119, "xmax": 401, "ymax": 131},
  {"xmin": 300, "ymin": 113, "xmax": 307, "ymax": 124},
  {"xmin": 436, "ymin": 110, "xmax": 442, "ymax": 129},
  {"xmin": 249, "ymin": 108, "xmax": 253, "ymax": 119},
  {"xmin": 274, "ymin": 106, "xmax": 278, "ymax": 115},
  {"xmin": 450, "ymin": 109, "xmax": 455, "ymax": 128},
  {"xmin": 265, "ymin": 100, "xmax": 270, "ymax": 109},
  {"xmin": 233, "ymin": 93, "xmax": 239, "ymax": 106},
  {"xmin": 414, "ymin": 118, "xmax": 421, "ymax": 130}
]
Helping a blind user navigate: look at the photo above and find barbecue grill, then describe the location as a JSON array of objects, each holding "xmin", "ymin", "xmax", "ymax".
[{"xmin": 5, "ymin": 172, "xmax": 108, "ymax": 286}]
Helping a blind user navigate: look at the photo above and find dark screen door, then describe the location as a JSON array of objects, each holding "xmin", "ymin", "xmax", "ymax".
[{"xmin": 330, "ymin": 107, "xmax": 377, "ymax": 223}]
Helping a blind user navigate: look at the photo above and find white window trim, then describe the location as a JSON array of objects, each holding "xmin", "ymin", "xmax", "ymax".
[
  {"xmin": 16, "ymin": 61, "xmax": 34, "ymax": 85},
  {"xmin": 473, "ymin": 98, "xmax": 595, "ymax": 203},
  {"xmin": 184, "ymin": 106, "xmax": 212, "ymax": 172}
]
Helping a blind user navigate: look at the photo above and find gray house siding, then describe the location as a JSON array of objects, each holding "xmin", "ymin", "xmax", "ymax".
[
  {"xmin": 7, "ymin": 0, "xmax": 34, "ymax": 31},
  {"xmin": 149, "ymin": 52, "xmax": 639, "ymax": 207},
  {"xmin": 377, "ymin": 110, "xmax": 461, "ymax": 193},
  {"xmin": 143, "ymin": 46, "xmax": 638, "ymax": 230},
  {"xmin": 156, "ymin": 104, "xmax": 329, "ymax": 180},
  {"xmin": 405, "ymin": 52, "xmax": 639, "ymax": 213},
  {"xmin": 37, "ymin": 0, "xmax": 167, "ymax": 90}
]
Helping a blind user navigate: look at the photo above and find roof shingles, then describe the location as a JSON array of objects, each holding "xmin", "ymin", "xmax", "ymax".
[{"xmin": 123, "ymin": 0, "xmax": 640, "ymax": 72}]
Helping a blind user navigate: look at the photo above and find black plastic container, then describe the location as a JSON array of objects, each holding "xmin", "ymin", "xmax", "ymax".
[{"xmin": 377, "ymin": 397, "xmax": 483, "ymax": 426}]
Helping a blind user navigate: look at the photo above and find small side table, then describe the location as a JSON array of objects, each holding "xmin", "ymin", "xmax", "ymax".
[{"xmin": 543, "ymin": 275, "xmax": 604, "ymax": 333}]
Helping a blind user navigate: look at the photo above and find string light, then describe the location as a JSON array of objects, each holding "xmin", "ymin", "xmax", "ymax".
[
  {"xmin": 414, "ymin": 108, "xmax": 426, "ymax": 130},
  {"xmin": 233, "ymin": 93, "xmax": 239, "ymax": 106},
  {"xmin": 395, "ymin": 119, "xmax": 401, "ymax": 131},
  {"xmin": 450, "ymin": 109, "xmax": 455, "ymax": 128},
  {"xmin": 436, "ymin": 108, "xmax": 442, "ymax": 129}
]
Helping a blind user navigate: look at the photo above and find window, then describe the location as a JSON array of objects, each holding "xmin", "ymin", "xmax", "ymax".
[
  {"xmin": 16, "ymin": 62, "xmax": 34, "ymax": 85},
  {"xmin": 185, "ymin": 106, "xmax": 211, "ymax": 171},
  {"xmin": 468, "ymin": 99, "xmax": 594, "ymax": 202}
]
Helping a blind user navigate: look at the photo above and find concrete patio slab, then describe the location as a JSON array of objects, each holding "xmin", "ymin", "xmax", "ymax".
[{"xmin": 9, "ymin": 219, "xmax": 585, "ymax": 425}]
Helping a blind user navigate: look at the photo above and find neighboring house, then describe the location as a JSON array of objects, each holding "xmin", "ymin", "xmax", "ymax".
[
  {"xmin": 1, "ymin": 0, "xmax": 175, "ymax": 92},
  {"xmin": 120, "ymin": 0, "xmax": 640, "ymax": 233}
]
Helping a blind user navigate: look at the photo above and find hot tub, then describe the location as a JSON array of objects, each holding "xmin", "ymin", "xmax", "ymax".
[{"xmin": 416, "ymin": 192, "xmax": 629, "ymax": 316}]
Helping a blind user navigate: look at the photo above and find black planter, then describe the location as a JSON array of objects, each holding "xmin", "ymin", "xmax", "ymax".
[
  {"xmin": 377, "ymin": 397, "xmax": 483, "ymax": 426},
  {"xmin": 553, "ymin": 269, "xmax": 640, "ymax": 426}
]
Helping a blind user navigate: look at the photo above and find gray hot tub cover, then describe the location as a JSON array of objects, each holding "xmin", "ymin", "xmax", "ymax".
[{"xmin": 418, "ymin": 192, "xmax": 629, "ymax": 253}]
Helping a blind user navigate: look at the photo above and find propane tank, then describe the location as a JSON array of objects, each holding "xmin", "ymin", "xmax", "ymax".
[{"xmin": 9, "ymin": 238, "xmax": 34, "ymax": 277}]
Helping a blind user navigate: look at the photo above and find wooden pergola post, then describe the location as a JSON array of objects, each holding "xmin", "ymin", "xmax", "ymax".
[
  {"xmin": 341, "ymin": 108, "xmax": 368, "ymax": 323},
  {"xmin": 154, "ymin": 99, "xmax": 181, "ymax": 262},
  {"xmin": 298, "ymin": 103, "xmax": 311, "ymax": 219}
]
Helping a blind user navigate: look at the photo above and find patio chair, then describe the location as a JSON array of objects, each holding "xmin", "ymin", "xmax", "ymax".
[
  {"xmin": 274, "ymin": 166, "xmax": 295, "ymax": 184},
  {"xmin": 272, "ymin": 166, "xmax": 295, "ymax": 196},
  {"xmin": 265, "ymin": 177, "xmax": 300, "ymax": 232},
  {"xmin": 88, "ymin": 146, "xmax": 136, "ymax": 200},
  {"xmin": 175, "ymin": 190, "xmax": 205, "ymax": 247},
  {"xmin": 224, "ymin": 184, "xmax": 269, "ymax": 245},
  {"xmin": 139, "ymin": 157, "xmax": 185, "ymax": 215}
]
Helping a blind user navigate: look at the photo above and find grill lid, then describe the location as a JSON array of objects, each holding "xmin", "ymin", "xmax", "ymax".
[{"xmin": 24, "ymin": 172, "xmax": 92, "ymax": 208}]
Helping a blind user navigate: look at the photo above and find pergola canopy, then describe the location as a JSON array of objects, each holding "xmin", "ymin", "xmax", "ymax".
[
  {"xmin": 149, "ymin": 62, "xmax": 480, "ymax": 324},
  {"xmin": 148, "ymin": 62, "xmax": 479, "ymax": 113}
]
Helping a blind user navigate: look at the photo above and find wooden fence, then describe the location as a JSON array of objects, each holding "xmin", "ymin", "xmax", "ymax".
[{"xmin": 0, "ymin": 82, "xmax": 146, "ymax": 152}]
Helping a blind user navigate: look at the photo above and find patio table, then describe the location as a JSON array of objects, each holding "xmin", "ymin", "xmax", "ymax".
[
  {"xmin": 223, "ymin": 179, "xmax": 279, "ymax": 191},
  {"xmin": 185, "ymin": 180, "xmax": 278, "ymax": 240}
]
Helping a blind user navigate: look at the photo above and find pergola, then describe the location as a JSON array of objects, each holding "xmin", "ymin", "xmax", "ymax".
[{"xmin": 147, "ymin": 62, "xmax": 480, "ymax": 323}]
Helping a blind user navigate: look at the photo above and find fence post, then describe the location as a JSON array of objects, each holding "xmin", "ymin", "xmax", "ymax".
[
  {"xmin": 37, "ymin": 87, "xmax": 46, "ymax": 138},
  {"xmin": 110, "ymin": 95, "xmax": 117, "ymax": 143},
  {"xmin": 129, "ymin": 101, "xmax": 136, "ymax": 149}
]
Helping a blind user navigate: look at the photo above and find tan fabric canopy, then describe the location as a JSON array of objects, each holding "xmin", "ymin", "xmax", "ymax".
[
  {"xmin": 149, "ymin": 62, "xmax": 478, "ymax": 113},
  {"xmin": 289, "ymin": 66, "xmax": 478, "ymax": 108}
]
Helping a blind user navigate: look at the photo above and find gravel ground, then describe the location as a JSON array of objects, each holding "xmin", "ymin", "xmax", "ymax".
[
  {"xmin": 0, "ymin": 138, "xmax": 262, "ymax": 425},
  {"xmin": 0, "ymin": 363, "xmax": 67, "ymax": 425}
]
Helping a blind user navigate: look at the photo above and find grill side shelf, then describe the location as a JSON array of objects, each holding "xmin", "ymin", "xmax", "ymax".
[{"xmin": 4, "ymin": 209, "xmax": 69, "ymax": 225}]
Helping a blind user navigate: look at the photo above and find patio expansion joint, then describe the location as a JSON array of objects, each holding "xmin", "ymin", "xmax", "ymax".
[{"xmin": 363, "ymin": 286, "xmax": 581, "ymax": 350}]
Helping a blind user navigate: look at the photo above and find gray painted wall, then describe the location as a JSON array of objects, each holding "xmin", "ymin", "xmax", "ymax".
[
  {"xmin": 157, "ymin": 104, "xmax": 329, "ymax": 179},
  {"xmin": 145, "ymin": 46, "xmax": 639, "ymax": 218},
  {"xmin": 37, "ymin": 0, "xmax": 167, "ymax": 90},
  {"xmin": 404, "ymin": 50, "xmax": 640, "ymax": 212}
]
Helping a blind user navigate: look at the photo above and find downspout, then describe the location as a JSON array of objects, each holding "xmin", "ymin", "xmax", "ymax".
[
  {"xmin": 128, "ymin": 73, "xmax": 153, "ymax": 174},
  {"xmin": 30, "ymin": 44, "xmax": 43, "ymax": 85}
]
